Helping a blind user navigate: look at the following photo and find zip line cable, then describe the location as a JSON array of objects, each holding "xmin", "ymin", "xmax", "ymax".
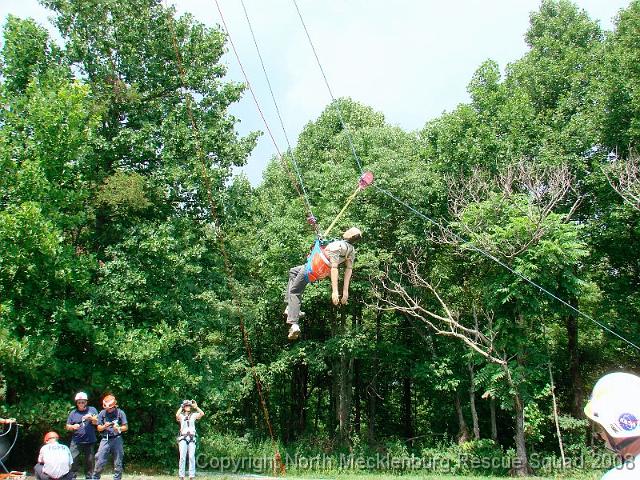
[
  {"xmin": 214, "ymin": 0, "xmax": 319, "ymax": 237},
  {"xmin": 374, "ymin": 186, "xmax": 640, "ymax": 352},
  {"xmin": 164, "ymin": 7, "xmax": 284, "ymax": 472},
  {"xmin": 290, "ymin": 0, "xmax": 640, "ymax": 353}
]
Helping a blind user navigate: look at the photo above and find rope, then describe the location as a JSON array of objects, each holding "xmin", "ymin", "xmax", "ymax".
[
  {"xmin": 323, "ymin": 186, "xmax": 359, "ymax": 238},
  {"xmin": 164, "ymin": 6, "xmax": 284, "ymax": 471},
  {"xmin": 0, "ymin": 424, "xmax": 18, "ymax": 468},
  {"xmin": 291, "ymin": 0, "xmax": 364, "ymax": 174},
  {"xmin": 290, "ymin": 0, "xmax": 640, "ymax": 353},
  {"xmin": 214, "ymin": 0, "xmax": 319, "ymax": 237},
  {"xmin": 238, "ymin": 0, "xmax": 316, "ymax": 223}
]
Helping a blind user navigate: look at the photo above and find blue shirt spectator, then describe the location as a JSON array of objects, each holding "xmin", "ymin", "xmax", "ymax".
[{"xmin": 67, "ymin": 406, "xmax": 98, "ymax": 444}]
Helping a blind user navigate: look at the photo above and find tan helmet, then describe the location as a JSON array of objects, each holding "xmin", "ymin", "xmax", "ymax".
[{"xmin": 343, "ymin": 227, "xmax": 362, "ymax": 242}]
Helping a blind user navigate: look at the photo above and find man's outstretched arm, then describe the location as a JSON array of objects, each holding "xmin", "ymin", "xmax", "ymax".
[{"xmin": 341, "ymin": 260, "xmax": 353, "ymax": 304}]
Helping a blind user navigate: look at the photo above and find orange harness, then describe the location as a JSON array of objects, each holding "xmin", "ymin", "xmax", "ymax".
[{"xmin": 305, "ymin": 240, "xmax": 331, "ymax": 283}]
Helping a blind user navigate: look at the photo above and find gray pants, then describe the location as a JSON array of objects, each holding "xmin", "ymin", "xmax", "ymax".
[
  {"xmin": 70, "ymin": 441, "xmax": 95, "ymax": 479},
  {"xmin": 94, "ymin": 436, "xmax": 124, "ymax": 480},
  {"xmin": 178, "ymin": 439, "xmax": 196, "ymax": 478},
  {"xmin": 287, "ymin": 265, "xmax": 309, "ymax": 324},
  {"xmin": 34, "ymin": 463, "xmax": 72, "ymax": 480}
]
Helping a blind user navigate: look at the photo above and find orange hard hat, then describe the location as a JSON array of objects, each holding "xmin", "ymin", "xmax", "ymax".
[
  {"xmin": 103, "ymin": 395, "xmax": 117, "ymax": 409},
  {"xmin": 44, "ymin": 431, "xmax": 59, "ymax": 443}
]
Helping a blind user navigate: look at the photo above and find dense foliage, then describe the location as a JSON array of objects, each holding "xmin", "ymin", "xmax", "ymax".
[{"xmin": 1, "ymin": 0, "xmax": 639, "ymax": 476}]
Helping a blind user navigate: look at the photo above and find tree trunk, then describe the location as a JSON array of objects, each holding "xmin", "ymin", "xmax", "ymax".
[
  {"xmin": 402, "ymin": 375, "xmax": 413, "ymax": 443},
  {"xmin": 505, "ymin": 362, "xmax": 532, "ymax": 476},
  {"xmin": 328, "ymin": 309, "xmax": 338, "ymax": 435},
  {"xmin": 513, "ymin": 391, "xmax": 531, "ymax": 476},
  {"xmin": 367, "ymin": 381, "xmax": 377, "ymax": 444},
  {"xmin": 468, "ymin": 363, "xmax": 480, "ymax": 440},
  {"xmin": 367, "ymin": 311, "xmax": 381, "ymax": 445},
  {"xmin": 337, "ymin": 353, "xmax": 354, "ymax": 444},
  {"xmin": 336, "ymin": 311, "xmax": 353, "ymax": 445},
  {"xmin": 565, "ymin": 311, "xmax": 584, "ymax": 418},
  {"xmin": 455, "ymin": 391, "xmax": 471, "ymax": 444},
  {"xmin": 290, "ymin": 362, "xmax": 308, "ymax": 440},
  {"xmin": 354, "ymin": 359, "xmax": 361, "ymax": 434},
  {"xmin": 490, "ymin": 398, "xmax": 498, "ymax": 442}
]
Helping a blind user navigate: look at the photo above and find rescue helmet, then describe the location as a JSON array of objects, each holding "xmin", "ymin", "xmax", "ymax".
[
  {"xmin": 584, "ymin": 372, "xmax": 640, "ymax": 439},
  {"xmin": 75, "ymin": 392, "xmax": 88, "ymax": 402},
  {"xmin": 103, "ymin": 395, "xmax": 117, "ymax": 409},
  {"xmin": 44, "ymin": 431, "xmax": 59, "ymax": 443},
  {"xmin": 181, "ymin": 400, "xmax": 193, "ymax": 408}
]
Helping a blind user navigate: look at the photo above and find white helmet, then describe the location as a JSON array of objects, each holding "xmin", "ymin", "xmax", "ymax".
[
  {"xmin": 75, "ymin": 392, "xmax": 88, "ymax": 402},
  {"xmin": 584, "ymin": 372, "xmax": 640, "ymax": 439}
]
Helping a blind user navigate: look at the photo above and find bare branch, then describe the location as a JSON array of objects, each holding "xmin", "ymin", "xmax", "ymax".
[
  {"xmin": 373, "ymin": 265, "xmax": 506, "ymax": 366},
  {"xmin": 603, "ymin": 151, "xmax": 640, "ymax": 212}
]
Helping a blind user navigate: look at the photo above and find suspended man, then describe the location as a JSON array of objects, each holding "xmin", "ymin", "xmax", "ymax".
[{"xmin": 285, "ymin": 227, "xmax": 362, "ymax": 340}]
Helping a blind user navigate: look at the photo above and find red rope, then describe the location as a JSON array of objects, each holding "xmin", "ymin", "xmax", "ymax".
[{"xmin": 165, "ymin": 8, "xmax": 284, "ymax": 475}]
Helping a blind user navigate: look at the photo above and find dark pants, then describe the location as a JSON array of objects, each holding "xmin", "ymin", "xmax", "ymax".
[
  {"xmin": 94, "ymin": 436, "xmax": 124, "ymax": 480},
  {"xmin": 70, "ymin": 441, "xmax": 95, "ymax": 479},
  {"xmin": 286, "ymin": 265, "xmax": 309, "ymax": 324},
  {"xmin": 34, "ymin": 463, "xmax": 72, "ymax": 480}
]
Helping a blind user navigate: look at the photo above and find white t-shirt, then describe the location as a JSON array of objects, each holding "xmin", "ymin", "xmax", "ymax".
[
  {"xmin": 178, "ymin": 413, "xmax": 200, "ymax": 436},
  {"xmin": 602, "ymin": 457, "xmax": 640, "ymax": 479},
  {"xmin": 38, "ymin": 441, "xmax": 72, "ymax": 479},
  {"xmin": 324, "ymin": 240, "xmax": 355, "ymax": 268}
]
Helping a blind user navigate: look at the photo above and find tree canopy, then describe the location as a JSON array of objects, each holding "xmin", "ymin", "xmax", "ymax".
[{"xmin": 2, "ymin": 0, "xmax": 640, "ymax": 476}]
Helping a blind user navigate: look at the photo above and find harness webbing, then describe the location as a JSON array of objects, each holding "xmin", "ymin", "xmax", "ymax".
[{"xmin": 164, "ymin": 8, "xmax": 284, "ymax": 472}]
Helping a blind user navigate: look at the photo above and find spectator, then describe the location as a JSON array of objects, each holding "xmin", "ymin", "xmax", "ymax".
[
  {"xmin": 93, "ymin": 395, "xmax": 127, "ymax": 480},
  {"xmin": 65, "ymin": 392, "xmax": 98, "ymax": 480}
]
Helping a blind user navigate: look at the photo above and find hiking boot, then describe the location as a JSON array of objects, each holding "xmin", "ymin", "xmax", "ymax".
[{"xmin": 287, "ymin": 323, "xmax": 301, "ymax": 341}]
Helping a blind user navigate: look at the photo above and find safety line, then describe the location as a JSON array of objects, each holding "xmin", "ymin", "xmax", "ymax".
[
  {"xmin": 164, "ymin": 6, "xmax": 284, "ymax": 470},
  {"xmin": 215, "ymin": 0, "xmax": 319, "ymax": 237},
  {"xmin": 291, "ymin": 0, "xmax": 364, "ymax": 174}
]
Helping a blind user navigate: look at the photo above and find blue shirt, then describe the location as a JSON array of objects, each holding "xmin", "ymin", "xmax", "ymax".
[
  {"xmin": 97, "ymin": 408, "xmax": 127, "ymax": 437},
  {"xmin": 66, "ymin": 406, "xmax": 98, "ymax": 444}
]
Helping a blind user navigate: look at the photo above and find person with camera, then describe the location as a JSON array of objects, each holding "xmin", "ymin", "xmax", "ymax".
[
  {"xmin": 176, "ymin": 400, "xmax": 204, "ymax": 480},
  {"xmin": 94, "ymin": 395, "xmax": 127, "ymax": 480},
  {"xmin": 65, "ymin": 392, "xmax": 98, "ymax": 480}
]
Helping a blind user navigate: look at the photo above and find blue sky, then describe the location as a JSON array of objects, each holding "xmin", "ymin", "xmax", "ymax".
[{"xmin": 0, "ymin": 0, "xmax": 632, "ymax": 185}]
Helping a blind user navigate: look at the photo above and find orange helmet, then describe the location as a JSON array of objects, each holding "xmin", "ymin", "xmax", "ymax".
[
  {"xmin": 44, "ymin": 431, "xmax": 59, "ymax": 443},
  {"xmin": 103, "ymin": 395, "xmax": 117, "ymax": 409}
]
